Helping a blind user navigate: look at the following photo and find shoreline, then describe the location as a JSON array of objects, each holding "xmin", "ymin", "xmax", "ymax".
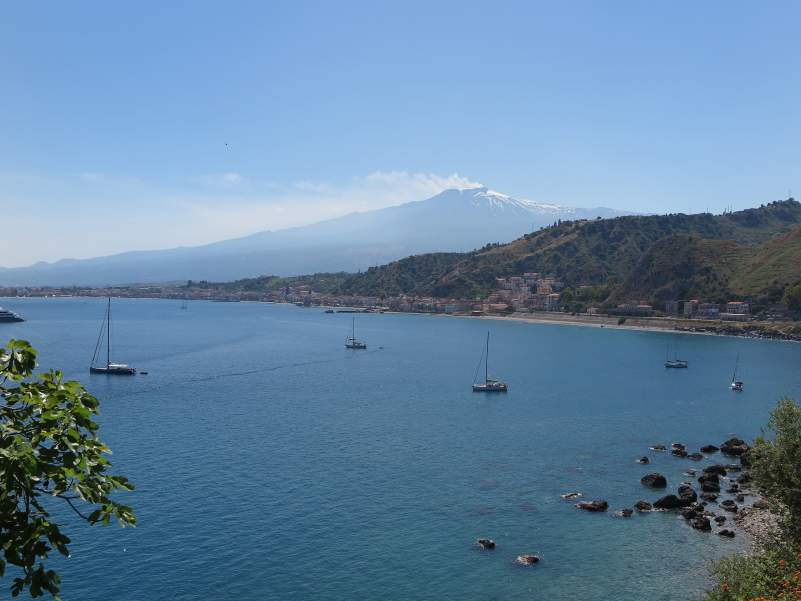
[{"xmin": 3, "ymin": 294, "xmax": 800, "ymax": 342}]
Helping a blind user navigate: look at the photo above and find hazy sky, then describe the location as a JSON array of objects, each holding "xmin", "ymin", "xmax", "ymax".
[{"xmin": 2, "ymin": 1, "xmax": 800, "ymax": 267}]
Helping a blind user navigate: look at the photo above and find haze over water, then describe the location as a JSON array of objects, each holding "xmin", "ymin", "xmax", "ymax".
[{"xmin": 2, "ymin": 297, "xmax": 801, "ymax": 600}]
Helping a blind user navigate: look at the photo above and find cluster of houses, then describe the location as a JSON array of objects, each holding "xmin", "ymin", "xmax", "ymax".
[
  {"xmin": 485, "ymin": 273, "xmax": 563, "ymax": 313},
  {"xmin": 612, "ymin": 299, "xmax": 752, "ymax": 321}
]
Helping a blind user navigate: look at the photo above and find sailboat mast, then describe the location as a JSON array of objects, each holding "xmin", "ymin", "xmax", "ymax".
[
  {"xmin": 352, "ymin": 315, "xmax": 355, "ymax": 340},
  {"xmin": 485, "ymin": 331, "xmax": 489, "ymax": 383},
  {"xmin": 106, "ymin": 297, "xmax": 111, "ymax": 367}
]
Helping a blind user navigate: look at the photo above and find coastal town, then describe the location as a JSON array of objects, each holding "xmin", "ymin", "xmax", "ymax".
[{"xmin": 2, "ymin": 271, "xmax": 799, "ymax": 341}]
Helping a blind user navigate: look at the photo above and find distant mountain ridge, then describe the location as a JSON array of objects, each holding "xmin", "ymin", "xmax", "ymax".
[{"xmin": 0, "ymin": 187, "xmax": 626, "ymax": 286}]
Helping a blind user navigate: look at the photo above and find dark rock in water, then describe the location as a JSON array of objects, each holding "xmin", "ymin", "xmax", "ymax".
[
  {"xmin": 516, "ymin": 554, "xmax": 540, "ymax": 566},
  {"xmin": 725, "ymin": 464, "xmax": 742, "ymax": 472},
  {"xmin": 683, "ymin": 469, "xmax": 697, "ymax": 476},
  {"xmin": 576, "ymin": 500, "xmax": 608, "ymax": 512},
  {"xmin": 641, "ymin": 473, "xmax": 668, "ymax": 488},
  {"xmin": 634, "ymin": 500, "xmax": 653, "ymax": 512},
  {"xmin": 671, "ymin": 448, "xmax": 689, "ymax": 458},
  {"xmin": 671, "ymin": 442, "xmax": 686, "ymax": 451},
  {"xmin": 720, "ymin": 500, "xmax": 738, "ymax": 513},
  {"xmin": 476, "ymin": 538, "xmax": 496, "ymax": 550},
  {"xmin": 654, "ymin": 495, "xmax": 683, "ymax": 510},
  {"xmin": 752, "ymin": 499, "xmax": 769, "ymax": 510},
  {"xmin": 617, "ymin": 508, "xmax": 634, "ymax": 518},
  {"xmin": 691, "ymin": 517, "xmax": 712, "ymax": 532},
  {"xmin": 700, "ymin": 445, "xmax": 719, "ymax": 453},
  {"xmin": 701, "ymin": 482, "xmax": 721, "ymax": 493},
  {"xmin": 726, "ymin": 484, "xmax": 740, "ymax": 494},
  {"xmin": 714, "ymin": 515, "xmax": 727, "ymax": 524},
  {"xmin": 701, "ymin": 492, "xmax": 719, "ymax": 502},
  {"xmin": 718, "ymin": 529, "xmax": 735, "ymax": 538},
  {"xmin": 687, "ymin": 453, "xmax": 703, "ymax": 461},
  {"xmin": 681, "ymin": 508, "xmax": 698, "ymax": 520},
  {"xmin": 736, "ymin": 494, "xmax": 745, "ymax": 503},
  {"xmin": 720, "ymin": 437, "xmax": 750, "ymax": 457},
  {"xmin": 637, "ymin": 456, "xmax": 650, "ymax": 464},
  {"xmin": 737, "ymin": 473, "xmax": 752, "ymax": 485},
  {"xmin": 561, "ymin": 492, "xmax": 582, "ymax": 500},
  {"xmin": 740, "ymin": 449, "xmax": 752, "ymax": 468},
  {"xmin": 678, "ymin": 484, "xmax": 698, "ymax": 505},
  {"xmin": 703, "ymin": 465, "xmax": 727, "ymax": 477},
  {"xmin": 650, "ymin": 444, "xmax": 667, "ymax": 452}
]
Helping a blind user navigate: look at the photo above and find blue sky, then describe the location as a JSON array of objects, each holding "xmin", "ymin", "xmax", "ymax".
[{"xmin": 2, "ymin": 1, "xmax": 800, "ymax": 266}]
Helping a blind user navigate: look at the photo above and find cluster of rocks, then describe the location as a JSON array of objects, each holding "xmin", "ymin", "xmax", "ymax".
[
  {"xmin": 474, "ymin": 539, "xmax": 540, "ymax": 567},
  {"xmin": 571, "ymin": 437, "xmax": 765, "ymax": 540}
]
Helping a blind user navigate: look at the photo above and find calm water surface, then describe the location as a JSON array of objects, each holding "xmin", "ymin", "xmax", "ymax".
[{"xmin": 2, "ymin": 297, "xmax": 801, "ymax": 601}]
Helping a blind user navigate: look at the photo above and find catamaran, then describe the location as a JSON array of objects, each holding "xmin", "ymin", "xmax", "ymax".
[
  {"xmin": 664, "ymin": 344, "xmax": 688, "ymax": 368},
  {"xmin": 472, "ymin": 331, "xmax": 508, "ymax": 392},
  {"xmin": 345, "ymin": 315, "xmax": 367, "ymax": 349},
  {"xmin": 90, "ymin": 297, "xmax": 136, "ymax": 375},
  {"xmin": 730, "ymin": 353, "xmax": 744, "ymax": 391}
]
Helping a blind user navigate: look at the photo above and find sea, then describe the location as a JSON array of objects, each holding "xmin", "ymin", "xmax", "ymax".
[{"xmin": 2, "ymin": 297, "xmax": 800, "ymax": 601}]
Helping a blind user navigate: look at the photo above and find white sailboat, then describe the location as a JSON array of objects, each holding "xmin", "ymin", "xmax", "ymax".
[
  {"xmin": 664, "ymin": 344, "xmax": 688, "ymax": 368},
  {"xmin": 90, "ymin": 297, "xmax": 136, "ymax": 375},
  {"xmin": 472, "ymin": 331, "xmax": 508, "ymax": 392},
  {"xmin": 730, "ymin": 353, "xmax": 744, "ymax": 391},
  {"xmin": 345, "ymin": 315, "xmax": 367, "ymax": 349}
]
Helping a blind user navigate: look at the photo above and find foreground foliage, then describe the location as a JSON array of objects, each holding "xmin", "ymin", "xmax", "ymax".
[
  {"xmin": 706, "ymin": 397, "xmax": 801, "ymax": 600},
  {"xmin": 0, "ymin": 339, "xmax": 135, "ymax": 599}
]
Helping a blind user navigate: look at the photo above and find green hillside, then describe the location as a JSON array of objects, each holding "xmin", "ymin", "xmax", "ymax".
[{"xmin": 336, "ymin": 199, "xmax": 801, "ymax": 302}]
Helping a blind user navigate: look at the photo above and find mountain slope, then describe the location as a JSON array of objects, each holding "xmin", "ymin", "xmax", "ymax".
[
  {"xmin": 0, "ymin": 187, "xmax": 626, "ymax": 286},
  {"xmin": 336, "ymin": 199, "xmax": 801, "ymax": 301}
]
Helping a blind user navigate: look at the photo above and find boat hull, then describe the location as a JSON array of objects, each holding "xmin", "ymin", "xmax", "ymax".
[
  {"xmin": 345, "ymin": 343, "xmax": 367, "ymax": 350},
  {"xmin": 665, "ymin": 361, "xmax": 688, "ymax": 368},
  {"xmin": 472, "ymin": 384, "xmax": 508, "ymax": 392},
  {"xmin": 90, "ymin": 366, "xmax": 137, "ymax": 375}
]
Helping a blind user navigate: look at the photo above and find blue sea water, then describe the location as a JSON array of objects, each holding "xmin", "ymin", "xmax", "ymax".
[{"xmin": 2, "ymin": 297, "xmax": 801, "ymax": 601}]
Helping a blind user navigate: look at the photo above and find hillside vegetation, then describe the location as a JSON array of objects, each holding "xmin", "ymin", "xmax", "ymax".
[{"xmin": 335, "ymin": 199, "xmax": 801, "ymax": 306}]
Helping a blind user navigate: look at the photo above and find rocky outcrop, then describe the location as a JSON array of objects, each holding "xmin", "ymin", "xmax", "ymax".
[
  {"xmin": 476, "ymin": 538, "xmax": 496, "ymax": 550},
  {"xmin": 617, "ymin": 508, "xmax": 634, "ymax": 518},
  {"xmin": 721, "ymin": 438, "xmax": 750, "ymax": 457},
  {"xmin": 650, "ymin": 444, "xmax": 667, "ymax": 452},
  {"xmin": 720, "ymin": 500, "xmax": 739, "ymax": 513},
  {"xmin": 634, "ymin": 500, "xmax": 653, "ymax": 512},
  {"xmin": 671, "ymin": 448, "xmax": 689, "ymax": 458},
  {"xmin": 718, "ymin": 529, "xmax": 735, "ymax": 538},
  {"xmin": 576, "ymin": 500, "xmax": 608, "ymax": 512},
  {"xmin": 678, "ymin": 484, "xmax": 698, "ymax": 505},
  {"xmin": 641, "ymin": 473, "xmax": 667, "ymax": 488},
  {"xmin": 687, "ymin": 452, "xmax": 703, "ymax": 461},
  {"xmin": 516, "ymin": 554, "xmax": 540, "ymax": 566},
  {"xmin": 700, "ymin": 445, "xmax": 719, "ymax": 453},
  {"xmin": 561, "ymin": 492, "xmax": 582, "ymax": 500},
  {"xmin": 703, "ymin": 465, "xmax": 727, "ymax": 477},
  {"xmin": 637, "ymin": 456, "xmax": 650, "ymax": 464},
  {"xmin": 654, "ymin": 495, "xmax": 683, "ymax": 510},
  {"xmin": 701, "ymin": 492, "xmax": 719, "ymax": 502},
  {"xmin": 691, "ymin": 516, "xmax": 712, "ymax": 531}
]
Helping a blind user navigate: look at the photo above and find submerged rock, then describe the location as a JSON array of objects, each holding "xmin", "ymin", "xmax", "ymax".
[
  {"xmin": 691, "ymin": 517, "xmax": 712, "ymax": 532},
  {"xmin": 516, "ymin": 554, "xmax": 540, "ymax": 566},
  {"xmin": 721, "ymin": 438, "xmax": 750, "ymax": 457},
  {"xmin": 718, "ymin": 529, "xmax": 736, "ymax": 538},
  {"xmin": 736, "ymin": 493, "xmax": 745, "ymax": 503},
  {"xmin": 687, "ymin": 453, "xmax": 704, "ymax": 461},
  {"xmin": 703, "ymin": 465, "xmax": 727, "ymax": 477},
  {"xmin": 476, "ymin": 538, "xmax": 496, "ymax": 550},
  {"xmin": 700, "ymin": 445, "xmax": 719, "ymax": 453},
  {"xmin": 637, "ymin": 456, "xmax": 650, "ymax": 464},
  {"xmin": 641, "ymin": 473, "xmax": 667, "ymax": 488},
  {"xmin": 576, "ymin": 500, "xmax": 608, "ymax": 512}
]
